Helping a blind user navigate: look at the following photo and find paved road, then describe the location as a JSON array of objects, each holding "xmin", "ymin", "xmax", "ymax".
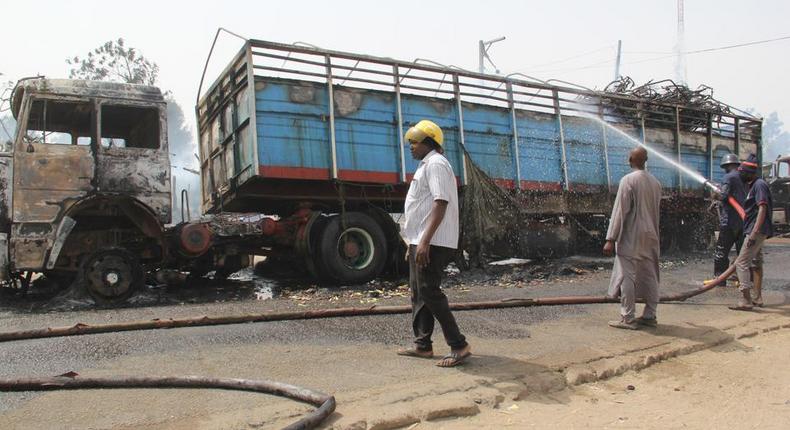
[{"xmin": 0, "ymin": 241, "xmax": 788, "ymax": 429}]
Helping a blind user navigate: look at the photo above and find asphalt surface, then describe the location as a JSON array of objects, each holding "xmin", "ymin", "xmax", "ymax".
[{"xmin": 0, "ymin": 241, "xmax": 788, "ymax": 422}]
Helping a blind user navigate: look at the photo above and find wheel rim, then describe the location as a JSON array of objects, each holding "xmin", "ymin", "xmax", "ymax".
[
  {"xmin": 336, "ymin": 227, "xmax": 375, "ymax": 270},
  {"xmin": 84, "ymin": 253, "xmax": 135, "ymax": 300}
]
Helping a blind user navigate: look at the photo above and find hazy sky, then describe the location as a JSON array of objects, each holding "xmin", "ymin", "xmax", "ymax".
[{"xmin": 3, "ymin": 0, "xmax": 790, "ymax": 139}]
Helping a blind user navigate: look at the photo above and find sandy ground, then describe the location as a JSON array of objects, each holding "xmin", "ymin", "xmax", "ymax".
[{"xmin": 423, "ymin": 325, "xmax": 790, "ymax": 430}]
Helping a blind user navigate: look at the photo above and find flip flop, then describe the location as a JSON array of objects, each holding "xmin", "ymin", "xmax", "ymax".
[
  {"xmin": 752, "ymin": 300, "xmax": 765, "ymax": 308},
  {"xmin": 436, "ymin": 350, "xmax": 471, "ymax": 367},
  {"xmin": 728, "ymin": 304, "xmax": 754, "ymax": 311},
  {"xmin": 397, "ymin": 348, "xmax": 434, "ymax": 359}
]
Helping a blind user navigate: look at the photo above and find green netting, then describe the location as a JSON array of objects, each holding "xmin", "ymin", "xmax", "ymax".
[{"xmin": 458, "ymin": 148, "xmax": 528, "ymax": 267}]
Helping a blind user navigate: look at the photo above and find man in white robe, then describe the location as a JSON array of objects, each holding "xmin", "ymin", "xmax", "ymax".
[{"xmin": 603, "ymin": 147, "xmax": 662, "ymax": 330}]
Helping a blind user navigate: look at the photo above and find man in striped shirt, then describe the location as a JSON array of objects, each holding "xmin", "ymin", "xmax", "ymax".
[{"xmin": 397, "ymin": 120, "xmax": 471, "ymax": 368}]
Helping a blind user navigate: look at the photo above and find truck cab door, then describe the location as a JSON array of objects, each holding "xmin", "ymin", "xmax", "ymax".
[
  {"xmin": 11, "ymin": 97, "xmax": 96, "ymax": 269},
  {"xmin": 94, "ymin": 101, "xmax": 171, "ymax": 225}
]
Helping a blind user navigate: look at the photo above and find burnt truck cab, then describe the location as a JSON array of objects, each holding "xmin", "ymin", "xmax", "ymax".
[
  {"xmin": 764, "ymin": 155, "xmax": 790, "ymax": 231},
  {"xmin": 0, "ymin": 78, "xmax": 171, "ymax": 303}
]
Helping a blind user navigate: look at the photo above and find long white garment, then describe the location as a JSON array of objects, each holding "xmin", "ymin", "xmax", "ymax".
[{"xmin": 606, "ymin": 170, "xmax": 662, "ymax": 318}]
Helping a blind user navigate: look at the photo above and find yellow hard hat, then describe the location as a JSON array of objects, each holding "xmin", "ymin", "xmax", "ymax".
[{"xmin": 405, "ymin": 120, "xmax": 444, "ymax": 146}]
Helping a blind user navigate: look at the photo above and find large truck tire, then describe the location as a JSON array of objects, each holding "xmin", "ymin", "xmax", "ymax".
[
  {"xmin": 79, "ymin": 248, "xmax": 143, "ymax": 306},
  {"xmin": 316, "ymin": 212, "xmax": 388, "ymax": 284}
]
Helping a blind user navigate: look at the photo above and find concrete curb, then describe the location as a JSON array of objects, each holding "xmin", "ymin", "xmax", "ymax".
[{"xmin": 329, "ymin": 313, "xmax": 790, "ymax": 430}]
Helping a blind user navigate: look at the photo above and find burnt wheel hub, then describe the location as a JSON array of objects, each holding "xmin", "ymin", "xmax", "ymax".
[{"xmin": 84, "ymin": 252, "xmax": 135, "ymax": 300}]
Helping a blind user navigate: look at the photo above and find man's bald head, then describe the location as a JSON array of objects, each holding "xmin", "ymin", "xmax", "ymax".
[{"xmin": 629, "ymin": 146, "xmax": 648, "ymax": 170}]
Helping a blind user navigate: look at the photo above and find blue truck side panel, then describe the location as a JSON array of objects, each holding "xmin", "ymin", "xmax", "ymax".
[
  {"xmin": 253, "ymin": 77, "xmax": 732, "ymax": 192},
  {"xmin": 256, "ymin": 82, "xmax": 330, "ymax": 170},
  {"xmin": 516, "ymin": 112, "xmax": 563, "ymax": 185}
]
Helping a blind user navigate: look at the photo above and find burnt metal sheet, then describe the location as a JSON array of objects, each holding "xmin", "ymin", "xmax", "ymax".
[
  {"xmin": 12, "ymin": 79, "xmax": 164, "ymax": 119},
  {"xmin": 10, "ymin": 229, "xmax": 48, "ymax": 269},
  {"xmin": 96, "ymin": 148, "xmax": 171, "ymax": 225},
  {"xmin": 0, "ymin": 154, "xmax": 12, "ymax": 231},
  {"xmin": 13, "ymin": 144, "xmax": 94, "ymax": 223}
]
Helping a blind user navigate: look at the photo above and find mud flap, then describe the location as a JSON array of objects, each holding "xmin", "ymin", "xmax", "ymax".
[{"xmin": 45, "ymin": 216, "xmax": 76, "ymax": 270}]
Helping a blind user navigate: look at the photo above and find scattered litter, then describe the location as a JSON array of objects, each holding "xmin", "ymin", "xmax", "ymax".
[
  {"xmin": 445, "ymin": 263, "xmax": 460, "ymax": 275},
  {"xmin": 489, "ymin": 258, "xmax": 532, "ymax": 266}
]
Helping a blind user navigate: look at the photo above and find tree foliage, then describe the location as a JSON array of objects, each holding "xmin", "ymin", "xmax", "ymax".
[
  {"xmin": 67, "ymin": 38, "xmax": 159, "ymax": 86},
  {"xmin": 66, "ymin": 40, "xmax": 201, "ymax": 220}
]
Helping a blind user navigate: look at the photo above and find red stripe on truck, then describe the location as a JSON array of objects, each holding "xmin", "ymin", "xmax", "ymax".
[
  {"xmin": 259, "ymin": 166, "xmax": 330, "ymax": 180},
  {"xmin": 259, "ymin": 166, "xmax": 568, "ymax": 193}
]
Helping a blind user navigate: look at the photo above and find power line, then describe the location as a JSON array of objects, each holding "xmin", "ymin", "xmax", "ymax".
[
  {"xmin": 625, "ymin": 34, "xmax": 790, "ymax": 56},
  {"xmin": 685, "ymin": 34, "xmax": 790, "ymax": 54},
  {"xmin": 503, "ymin": 33, "xmax": 790, "ymax": 82},
  {"xmin": 525, "ymin": 57, "xmax": 615, "ymax": 74},
  {"xmin": 517, "ymin": 34, "xmax": 790, "ymax": 78},
  {"xmin": 517, "ymin": 45, "xmax": 614, "ymax": 70}
]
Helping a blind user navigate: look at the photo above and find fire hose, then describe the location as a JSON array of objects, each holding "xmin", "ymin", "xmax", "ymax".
[
  {"xmin": 0, "ymin": 374, "xmax": 335, "ymax": 430},
  {"xmin": 0, "ymin": 277, "xmax": 729, "ymax": 429},
  {"xmin": 0, "ymin": 281, "xmax": 722, "ymax": 343}
]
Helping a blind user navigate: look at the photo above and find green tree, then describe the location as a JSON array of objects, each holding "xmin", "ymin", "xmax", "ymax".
[
  {"xmin": 67, "ymin": 38, "xmax": 159, "ymax": 85},
  {"xmin": 66, "ymin": 40, "xmax": 200, "ymax": 221}
]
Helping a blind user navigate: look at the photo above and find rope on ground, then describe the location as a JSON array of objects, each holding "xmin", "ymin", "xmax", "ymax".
[
  {"xmin": 0, "ymin": 374, "xmax": 335, "ymax": 430},
  {"xmin": 0, "ymin": 281, "xmax": 720, "ymax": 344}
]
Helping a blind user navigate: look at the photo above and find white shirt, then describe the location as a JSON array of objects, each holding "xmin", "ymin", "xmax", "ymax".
[{"xmin": 403, "ymin": 150, "xmax": 459, "ymax": 249}]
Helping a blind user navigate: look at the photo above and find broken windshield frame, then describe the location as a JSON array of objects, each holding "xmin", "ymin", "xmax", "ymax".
[{"xmin": 22, "ymin": 97, "xmax": 95, "ymax": 147}]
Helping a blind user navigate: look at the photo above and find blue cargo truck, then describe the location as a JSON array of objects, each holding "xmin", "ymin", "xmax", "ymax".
[{"xmin": 197, "ymin": 39, "xmax": 762, "ymax": 284}]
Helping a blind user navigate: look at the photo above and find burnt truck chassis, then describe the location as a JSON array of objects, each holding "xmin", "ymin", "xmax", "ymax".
[{"xmin": 0, "ymin": 79, "xmax": 273, "ymax": 305}]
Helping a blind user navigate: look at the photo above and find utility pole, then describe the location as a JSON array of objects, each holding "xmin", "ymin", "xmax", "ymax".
[
  {"xmin": 478, "ymin": 37, "xmax": 506, "ymax": 75},
  {"xmin": 614, "ymin": 40, "xmax": 623, "ymax": 80}
]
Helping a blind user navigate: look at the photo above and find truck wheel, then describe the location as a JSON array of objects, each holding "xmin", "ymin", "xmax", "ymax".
[
  {"xmin": 81, "ymin": 248, "xmax": 143, "ymax": 306},
  {"xmin": 317, "ymin": 212, "xmax": 388, "ymax": 284}
]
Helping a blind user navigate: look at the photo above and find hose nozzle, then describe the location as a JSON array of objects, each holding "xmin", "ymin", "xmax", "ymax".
[{"xmin": 703, "ymin": 180, "xmax": 722, "ymax": 194}]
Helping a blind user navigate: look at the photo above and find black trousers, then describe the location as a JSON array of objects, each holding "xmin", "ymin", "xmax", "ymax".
[
  {"xmin": 714, "ymin": 226, "xmax": 743, "ymax": 276},
  {"xmin": 409, "ymin": 244, "xmax": 467, "ymax": 351}
]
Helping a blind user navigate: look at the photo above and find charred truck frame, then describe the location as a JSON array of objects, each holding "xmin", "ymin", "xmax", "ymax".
[
  {"xmin": 1, "ymin": 79, "xmax": 262, "ymax": 304},
  {"xmin": 0, "ymin": 39, "xmax": 765, "ymax": 304},
  {"xmin": 1, "ymin": 79, "xmax": 170, "ymax": 303}
]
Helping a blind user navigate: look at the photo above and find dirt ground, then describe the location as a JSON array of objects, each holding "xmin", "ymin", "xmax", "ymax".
[{"xmin": 423, "ymin": 325, "xmax": 790, "ymax": 430}]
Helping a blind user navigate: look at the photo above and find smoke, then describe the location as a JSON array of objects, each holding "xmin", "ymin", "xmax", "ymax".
[
  {"xmin": 166, "ymin": 97, "xmax": 201, "ymax": 222},
  {"xmin": 762, "ymin": 112, "xmax": 790, "ymax": 161}
]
